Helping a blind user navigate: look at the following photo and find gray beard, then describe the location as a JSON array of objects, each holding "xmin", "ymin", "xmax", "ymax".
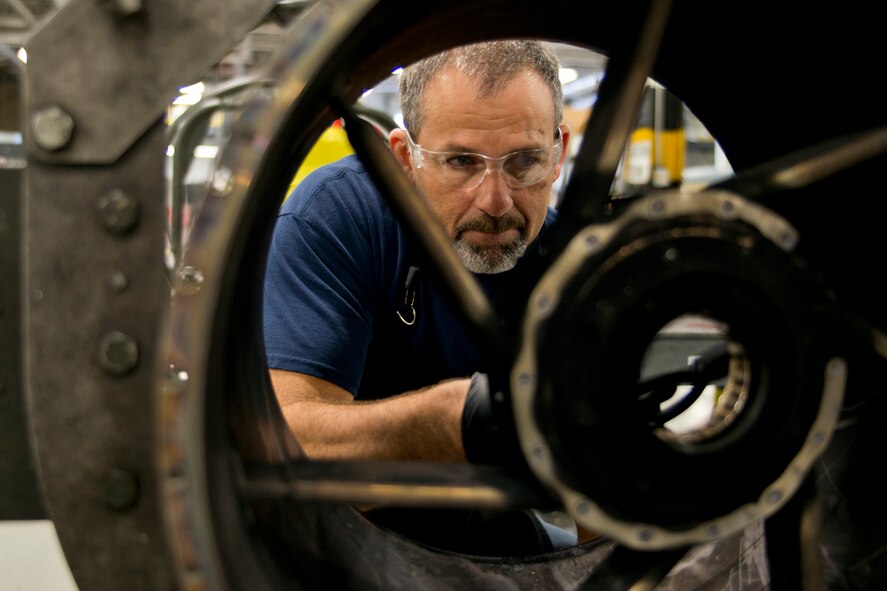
[{"xmin": 454, "ymin": 235, "xmax": 528, "ymax": 274}]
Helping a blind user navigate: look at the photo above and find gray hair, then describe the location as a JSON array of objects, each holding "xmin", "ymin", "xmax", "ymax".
[{"xmin": 398, "ymin": 40, "xmax": 564, "ymax": 139}]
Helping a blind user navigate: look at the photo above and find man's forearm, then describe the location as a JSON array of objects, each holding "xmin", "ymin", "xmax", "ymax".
[{"xmin": 276, "ymin": 374, "xmax": 470, "ymax": 461}]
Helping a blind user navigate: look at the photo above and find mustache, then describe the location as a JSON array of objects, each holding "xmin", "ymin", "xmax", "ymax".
[{"xmin": 455, "ymin": 214, "xmax": 525, "ymax": 236}]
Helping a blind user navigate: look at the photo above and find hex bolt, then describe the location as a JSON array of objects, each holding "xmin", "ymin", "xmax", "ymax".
[
  {"xmin": 98, "ymin": 330, "xmax": 139, "ymax": 376},
  {"xmin": 31, "ymin": 105, "xmax": 75, "ymax": 152},
  {"xmin": 104, "ymin": 468, "xmax": 140, "ymax": 511},
  {"xmin": 97, "ymin": 189, "xmax": 139, "ymax": 234}
]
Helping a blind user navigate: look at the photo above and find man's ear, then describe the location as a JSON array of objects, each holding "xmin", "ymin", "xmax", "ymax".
[
  {"xmin": 554, "ymin": 123, "xmax": 572, "ymax": 179},
  {"xmin": 388, "ymin": 128, "xmax": 414, "ymax": 177}
]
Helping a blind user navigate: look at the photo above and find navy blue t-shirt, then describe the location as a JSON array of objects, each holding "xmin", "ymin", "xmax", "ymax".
[{"xmin": 263, "ymin": 154, "xmax": 557, "ymax": 400}]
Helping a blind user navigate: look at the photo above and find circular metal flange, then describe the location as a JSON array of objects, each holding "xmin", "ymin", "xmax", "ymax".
[{"xmin": 512, "ymin": 188, "xmax": 847, "ymax": 550}]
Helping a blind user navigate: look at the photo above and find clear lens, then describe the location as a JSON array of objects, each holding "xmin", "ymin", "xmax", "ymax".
[{"xmin": 407, "ymin": 130, "xmax": 562, "ymax": 190}]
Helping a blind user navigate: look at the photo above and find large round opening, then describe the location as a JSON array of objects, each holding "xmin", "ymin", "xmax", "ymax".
[{"xmin": 157, "ymin": 1, "xmax": 870, "ymax": 588}]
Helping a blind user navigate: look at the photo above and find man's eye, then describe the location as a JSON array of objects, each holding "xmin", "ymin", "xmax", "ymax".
[
  {"xmin": 510, "ymin": 152, "xmax": 544, "ymax": 169},
  {"xmin": 445, "ymin": 154, "xmax": 480, "ymax": 168}
]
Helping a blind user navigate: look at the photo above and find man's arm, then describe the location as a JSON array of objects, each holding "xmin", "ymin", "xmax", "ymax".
[{"xmin": 270, "ymin": 369, "xmax": 469, "ymax": 461}]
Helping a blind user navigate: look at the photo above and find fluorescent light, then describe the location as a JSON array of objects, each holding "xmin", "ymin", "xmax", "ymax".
[
  {"xmin": 173, "ymin": 93, "xmax": 202, "ymax": 106},
  {"xmin": 16, "ymin": 47, "xmax": 27, "ymax": 64},
  {"xmin": 174, "ymin": 81, "xmax": 205, "ymax": 106},
  {"xmin": 193, "ymin": 145, "xmax": 218, "ymax": 159},
  {"xmin": 178, "ymin": 81, "xmax": 205, "ymax": 95},
  {"xmin": 0, "ymin": 131, "xmax": 22, "ymax": 144}
]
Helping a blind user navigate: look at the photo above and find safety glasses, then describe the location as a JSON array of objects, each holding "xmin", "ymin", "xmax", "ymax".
[{"xmin": 405, "ymin": 128, "xmax": 563, "ymax": 190}]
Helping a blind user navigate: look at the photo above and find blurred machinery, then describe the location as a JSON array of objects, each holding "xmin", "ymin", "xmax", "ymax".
[{"xmin": 3, "ymin": 1, "xmax": 887, "ymax": 590}]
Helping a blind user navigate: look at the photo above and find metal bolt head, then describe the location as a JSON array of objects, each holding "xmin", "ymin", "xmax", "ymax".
[
  {"xmin": 108, "ymin": 271, "xmax": 129, "ymax": 292},
  {"xmin": 99, "ymin": 0, "xmax": 143, "ymax": 16},
  {"xmin": 31, "ymin": 105, "xmax": 75, "ymax": 152},
  {"xmin": 97, "ymin": 189, "xmax": 139, "ymax": 234},
  {"xmin": 176, "ymin": 265, "xmax": 205, "ymax": 295},
  {"xmin": 98, "ymin": 330, "xmax": 139, "ymax": 375},
  {"xmin": 113, "ymin": 0, "xmax": 143, "ymax": 16}
]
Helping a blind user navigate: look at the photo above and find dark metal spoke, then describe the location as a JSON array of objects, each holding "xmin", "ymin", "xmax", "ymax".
[
  {"xmin": 335, "ymin": 97, "xmax": 503, "ymax": 352},
  {"xmin": 554, "ymin": 0, "xmax": 673, "ymax": 243},
  {"xmin": 715, "ymin": 126, "xmax": 887, "ymax": 200},
  {"xmin": 237, "ymin": 458, "xmax": 552, "ymax": 510},
  {"xmin": 765, "ymin": 473, "xmax": 822, "ymax": 591}
]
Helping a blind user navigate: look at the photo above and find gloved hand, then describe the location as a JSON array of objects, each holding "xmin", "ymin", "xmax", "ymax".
[{"xmin": 461, "ymin": 372, "xmax": 523, "ymax": 466}]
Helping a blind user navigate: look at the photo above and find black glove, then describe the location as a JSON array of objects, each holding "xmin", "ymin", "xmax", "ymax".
[{"xmin": 461, "ymin": 372, "xmax": 523, "ymax": 466}]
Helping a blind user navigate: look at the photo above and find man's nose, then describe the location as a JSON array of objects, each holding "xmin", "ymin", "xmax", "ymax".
[{"xmin": 473, "ymin": 169, "xmax": 513, "ymax": 218}]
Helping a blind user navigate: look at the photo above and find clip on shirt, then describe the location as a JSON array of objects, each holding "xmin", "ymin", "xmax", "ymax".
[{"xmin": 396, "ymin": 265, "xmax": 420, "ymax": 326}]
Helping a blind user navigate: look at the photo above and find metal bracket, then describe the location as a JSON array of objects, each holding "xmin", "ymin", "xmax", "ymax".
[{"xmin": 23, "ymin": 0, "xmax": 278, "ymax": 164}]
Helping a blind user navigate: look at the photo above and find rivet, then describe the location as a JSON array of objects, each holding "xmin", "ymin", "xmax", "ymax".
[
  {"xmin": 649, "ymin": 199, "xmax": 666, "ymax": 216},
  {"xmin": 166, "ymin": 366, "xmax": 190, "ymax": 395},
  {"xmin": 779, "ymin": 231, "xmax": 798, "ymax": 251},
  {"xmin": 828, "ymin": 357, "xmax": 845, "ymax": 376},
  {"xmin": 104, "ymin": 468, "xmax": 140, "ymax": 511},
  {"xmin": 108, "ymin": 272, "xmax": 129, "ymax": 292},
  {"xmin": 97, "ymin": 189, "xmax": 139, "ymax": 234},
  {"xmin": 176, "ymin": 266, "xmax": 205, "ymax": 295},
  {"xmin": 98, "ymin": 330, "xmax": 139, "ymax": 376},
  {"xmin": 106, "ymin": 0, "xmax": 142, "ymax": 16},
  {"xmin": 535, "ymin": 294, "xmax": 551, "ymax": 312},
  {"xmin": 31, "ymin": 105, "xmax": 75, "ymax": 152}
]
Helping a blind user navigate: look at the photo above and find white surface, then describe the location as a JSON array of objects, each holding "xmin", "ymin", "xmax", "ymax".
[{"xmin": 0, "ymin": 521, "xmax": 78, "ymax": 591}]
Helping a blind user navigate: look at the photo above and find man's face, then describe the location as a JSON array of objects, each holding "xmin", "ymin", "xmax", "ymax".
[{"xmin": 391, "ymin": 67, "xmax": 569, "ymax": 274}]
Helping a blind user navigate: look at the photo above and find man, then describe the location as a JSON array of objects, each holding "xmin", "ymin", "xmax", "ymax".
[{"xmin": 263, "ymin": 40, "xmax": 572, "ymax": 553}]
